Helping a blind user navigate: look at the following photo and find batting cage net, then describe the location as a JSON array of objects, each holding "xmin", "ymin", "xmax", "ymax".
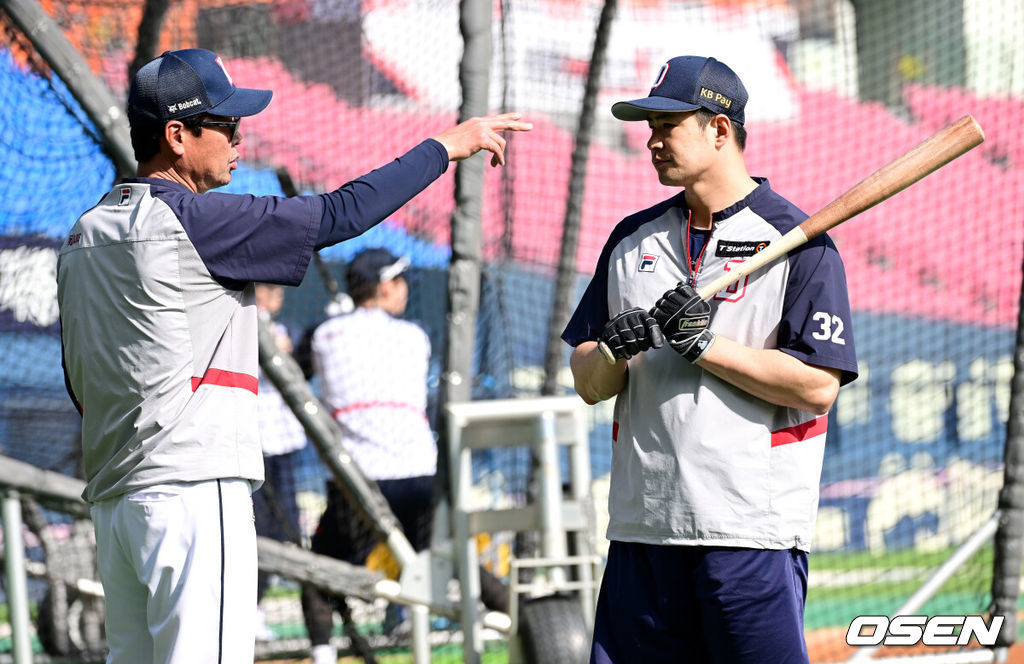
[{"xmin": 1, "ymin": 0, "xmax": 1023, "ymax": 662}]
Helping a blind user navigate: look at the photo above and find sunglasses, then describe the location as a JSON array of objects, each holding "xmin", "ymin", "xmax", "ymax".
[{"xmin": 199, "ymin": 117, "xmax": 241, "ymax": 142}]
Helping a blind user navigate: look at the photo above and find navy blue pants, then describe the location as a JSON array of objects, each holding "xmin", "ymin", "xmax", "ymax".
[
  {"xmin": 303, "ymin": 475, "xmax": 435, "ymax": 645},
  {"xmin": 311, "ymin": 474, "xmax": 435, "ymax": 564},
  {"xmin": 590, "ymin": 542, "xmax": 809, "ymax": 664}
]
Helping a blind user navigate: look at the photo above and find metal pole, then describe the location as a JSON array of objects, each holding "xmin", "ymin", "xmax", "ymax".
[
  {"xmin": 444, "ymin": 0, "xmax": 493, "ymax": 407},
  {"xmin": 990, "ymin": 242, "xmax": 1024, "ymax": 649},
  {"xmin": 445, "ymin": 3, "xmax": 493, "ymax": 661},
  {"xmin": 538, "ymin": 410, "xmax": 567, "ymax": 591},
  {"xmin": 2, "ymin": 490, "xmax": 34, "ymax": 663},
  {"xmin": 1, "ymin": 0, "xmax": 135, "ymax": 176},
  {"xmin": 541, "ymin": 0, "xmax": 618, "ymax": 395},
  {"xmin": 845, "ymin": 512, "xmax": 1000, "ymax": 664},
  {"xmin": 568, "ymin": 406, "xmax": 597, "ymax": 626},
  {"xmin": 447, "ymin": 410, "xmax": 483, "ymax": 664}
]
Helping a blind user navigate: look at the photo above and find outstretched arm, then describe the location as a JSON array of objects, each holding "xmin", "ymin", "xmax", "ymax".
[
  {"xmin": 313, "ymin": 113, "xmax": 531, "ymax": 250},
  {"xmin": 432, "ymin": 112, "xmax": 533, "ymax": 167}
]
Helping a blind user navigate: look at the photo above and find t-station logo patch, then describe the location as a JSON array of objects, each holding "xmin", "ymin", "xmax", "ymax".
[
  {"xmin": 716, "ymin": 240, "xmax": 770, "ymax": 258},
  {"xmin": 638, "ymin": 253, "xmax": 660, "ymax": 272}
]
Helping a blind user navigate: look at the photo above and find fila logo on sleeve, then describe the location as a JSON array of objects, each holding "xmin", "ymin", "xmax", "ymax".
[
  {"xmin": 638, "ymin": 253, "xmax": 659, "ymax": 272},
  {"xmin": 118, "ymin": 187, "xmax": 132, "ymax": 206}
]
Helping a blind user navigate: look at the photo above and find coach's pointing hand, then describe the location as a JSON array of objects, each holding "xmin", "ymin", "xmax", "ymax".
[{"xmin": 433, "ymin": 113, "xmax": 533, "ymax": 167}]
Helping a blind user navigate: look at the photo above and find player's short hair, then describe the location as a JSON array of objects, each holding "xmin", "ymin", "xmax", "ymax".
[
  {"xmin": 129, "ymin": 114, "xmax": 206, "ymax": 163},
  {"xmin": 694, "ymin": 108, "xmax": 747, "ymax": 152},
  {"xmin": 348, "ymin": 281, "xmax": 381, "ymax": 307}
]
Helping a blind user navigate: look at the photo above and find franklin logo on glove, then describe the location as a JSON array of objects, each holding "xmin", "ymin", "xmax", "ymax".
[{"xmin": 651, "ymin": 282, "xmax": 716, "ymax": 363}]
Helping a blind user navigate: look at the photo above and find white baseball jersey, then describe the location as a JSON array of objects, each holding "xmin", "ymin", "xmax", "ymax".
[
  {"xmin": 57, "ymin": 181, "xmax": 311, "ymax": 503},
  {"xmin": 57, "ymin": 139, "xmax": 449, "ymax": 663},
  {"xmin": 563, "ymin": 180, "xmax": 858, "ymax": 551},
  {"xmin": 311, "ymin": 307, "xmax": 437, "ymax": 480},
  {"xmin": 57, "ymin": 139, "xmax": 449, "ymax": 503}
]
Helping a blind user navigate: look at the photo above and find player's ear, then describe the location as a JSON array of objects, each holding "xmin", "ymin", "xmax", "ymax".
[
  {"xmin": 165, "ymin": 121, "xmax": 187, "ymax": 156},
  {"xmin": 711, "ymin": 115, "xmax": 732, "ymax": 148}
]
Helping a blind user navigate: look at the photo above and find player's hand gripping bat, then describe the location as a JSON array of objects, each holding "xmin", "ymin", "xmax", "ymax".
[{"xmin": 598, "ymin": 114, "xmax": 985, "ymax": 364}]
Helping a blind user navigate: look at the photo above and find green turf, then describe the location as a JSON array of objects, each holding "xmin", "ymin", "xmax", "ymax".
[
  {"xmin": 339, "ymin": 642, "xmax": 508, "ymax": 663},
  {"xmin": 806, "ymin": 543, "xmax": 996, "ymax": 626},
  {"xmin": 806, "ymin": 591, "xmax": 996, "ymax": 631},
  {"xmin": 810, "ymin": 544, "xmax": 994, "ymax": 571}
]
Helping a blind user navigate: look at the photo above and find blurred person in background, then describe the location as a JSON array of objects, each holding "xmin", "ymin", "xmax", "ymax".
[
  {"xmin": 302, "ymin": 248, "xmax": 435, "ymax": 663},
  {"xmin": 57, "ymin": 46, "xmax": 530, "ymax": 663}
]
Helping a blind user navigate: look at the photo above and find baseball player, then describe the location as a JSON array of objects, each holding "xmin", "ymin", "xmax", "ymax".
[
  {"xmin": 562, "ymin": 56, "xmax": 858, "ymax": 663},
  {"xmin": 56, "ymin": 48, "xmax": 529, "ymax": 663},
  {"xmin": 301, "ymin": 248, "xmax": 437, "ymax": 662}
]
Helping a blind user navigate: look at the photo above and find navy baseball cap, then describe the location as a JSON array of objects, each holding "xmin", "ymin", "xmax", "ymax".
[
  {"xmin": 612, "ymin": 56, "xmax": 748, "ymax": 124},
  {"xmin": 346, "ymin": 249, "xmax": 410, "ymax": 291},
  {"xmin": 128, "ymin": 48, "xmax": 272, "ymax": 124}
]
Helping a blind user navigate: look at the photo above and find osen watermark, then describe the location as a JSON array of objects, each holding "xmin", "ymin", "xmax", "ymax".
[{"xmin": 846, "ymin": 615, "xmax": 1004, "ymax": 647}]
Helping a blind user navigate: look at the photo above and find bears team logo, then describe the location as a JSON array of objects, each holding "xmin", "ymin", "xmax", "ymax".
[
  {"xmin": 650, "ymin": 63, "xmax": 669, "ymax": 92},
  {"xmin": 638, "ymin": 253, "xmax": 659, "ymax": 272},
  {"xmin": 215, "ymin": 55, "xmax": 235, "ymax": 85}
]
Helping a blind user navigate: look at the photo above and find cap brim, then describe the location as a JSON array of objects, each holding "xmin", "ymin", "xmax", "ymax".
[
  {"xmin": 208, "ymin": 87, "xmax": 273, "ymax": 118},
  {"xmin": 611, "ymin": 96, "xmax": 701, "ymax": 121},
  {"xmin": 379, "ymin": 256, "xmax": 410, "ymax": 282}
]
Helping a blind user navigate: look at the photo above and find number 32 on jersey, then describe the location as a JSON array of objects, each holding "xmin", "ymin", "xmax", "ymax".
[{"xmin": 812, "ymin": 311, "xmax": 847, "ymax": 345}]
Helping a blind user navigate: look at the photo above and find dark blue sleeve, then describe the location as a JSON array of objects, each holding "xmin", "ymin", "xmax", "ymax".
[
  {"xmin": 173, "ymin": 191, "xmax": 321, "ymax": 287},
  {"xmin": 561, "ymin": 201, "xmax": 679, "ymax": 347},
  {"xmin": 777, "ymin": 234, "xmax": 859, "ymax": 385},
  {"xmin": 166, "ymin": 139, "xmax": 448, "ymax": 288},
  {"xmin": 315, "ymin": 139, "xmax": 449, "ymax": 248},
  {"xmin": 562, "ymin": 243, "xmax": 614, "ymax": 347}
]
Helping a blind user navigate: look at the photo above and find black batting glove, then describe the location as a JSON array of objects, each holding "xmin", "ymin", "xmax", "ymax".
[
  {"xmin": 651, "ymin": 283, "xmax": 716, "ymax": 362},
  {"xmin": 598, "ymin": 307, "xmax": 665, "ymax": 361}
]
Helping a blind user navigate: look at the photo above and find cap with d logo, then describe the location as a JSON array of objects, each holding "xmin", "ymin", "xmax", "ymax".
[
  {"xmin": 612, "ymin": 56, "xmax": 748, "ymax": 124},
  {"xmin": 128, "ymin": 48, "xmax": 272, "ymax": 124}
]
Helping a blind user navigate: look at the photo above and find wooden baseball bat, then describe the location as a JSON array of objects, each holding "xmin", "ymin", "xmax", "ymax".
[{"xmin": 599, "ymin": 114, "xmax": 985, "ymax": 363}]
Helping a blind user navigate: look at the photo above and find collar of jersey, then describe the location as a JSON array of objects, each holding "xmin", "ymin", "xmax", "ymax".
[
  {"xmin": 121, "ymin": 177, "xmax": 194, "ymax": 194},
  {"xmin": 677, "ymin": 177, "xmax": 771, "ymax": 227},
  {"xmin": 711, "ymin": 177, "xmax": 770, "ymax": 223}
]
